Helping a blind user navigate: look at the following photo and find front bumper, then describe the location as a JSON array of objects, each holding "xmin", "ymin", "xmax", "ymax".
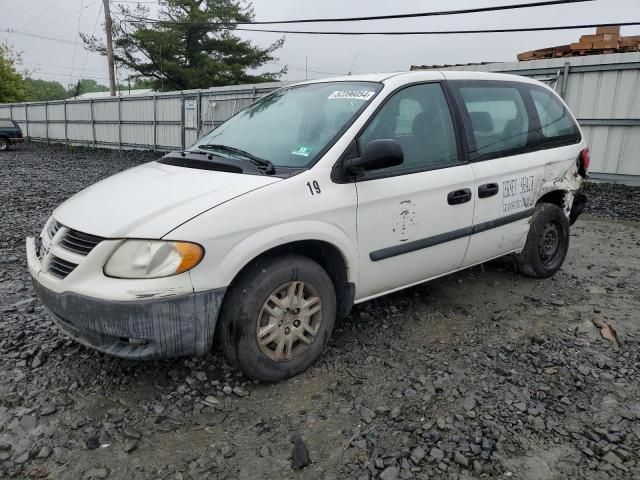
[{"xmin": 27, "ymin": 236, "xmax": 225, "ymax": 360}]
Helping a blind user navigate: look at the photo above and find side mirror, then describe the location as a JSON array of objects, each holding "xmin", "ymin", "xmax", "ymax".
[{"xmin": 344, "ymin": 139, "xmax": 404, "ymax": 176}]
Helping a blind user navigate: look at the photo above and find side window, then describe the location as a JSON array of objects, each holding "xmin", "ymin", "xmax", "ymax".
[
  {"xmin": 529, "ymin": 87, "xmax": 581, "ymax": 143},
  {"xmin": 0, "ymin": 120, "xmax": 14, "ymax": 128},
  {"xmin": 458, "ymin": 86, "xmax": 530, "ymax": 158},
  {"xmin": 359, "ymin": 83, "xmax": 460, "ymax": 174}
]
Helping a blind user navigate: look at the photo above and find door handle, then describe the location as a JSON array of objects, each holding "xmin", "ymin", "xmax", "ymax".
[
  {"xmin": 447, "ymin": 188, "xmax": 472, "ymax": 205},
  {"xmin": 478, "ymin": 183, "xmax": 499, "ymax": 199}
]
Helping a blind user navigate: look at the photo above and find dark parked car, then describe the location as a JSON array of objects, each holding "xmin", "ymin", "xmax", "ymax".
[{"xmin": 0, "ymin": 119, "xmax": 24, "ymax": 151}]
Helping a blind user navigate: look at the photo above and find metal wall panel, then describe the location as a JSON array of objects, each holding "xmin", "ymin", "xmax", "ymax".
[
  {"xmin": 94, "ymin": 101, "xmax": 119, "ymax": 121},
  {"xmin": 67, "ymin": 123, "xmax": 94, "ymax": 142},
  {"xmin": 95, "ymin": 124, "xmax": 118, "ymax": 145},
  {"xmin": 27, "ymin": 105, "xmax": 46, "ymax": 121},
  {"xmin": 66, "ymin": 102, "xmax": 92, "ymax": 122},
  {"xmin": 47, "ymin": 103, "xmax": 65, "ymax": 121},
  {"xmin": 156, "ymin": 124, "xmax": 182, "ymax": 149},
  {"xmin": 47, "ymin": 123, "xmax": 64, "ymax": 140},
  {"xmin": 122, "ymin": 124, "xmax": 154, "ymax": 146},
  {"xmin": 156, "ymin": 97, "xmax": 182, "ymax": 122},
  {"xmin": 12, "ymin": 106, "xmax": 26, "ymax": 121},
  {"xmin": 0, "ymin": 106, "xmax": 10, "ymax": 118},
  {"xmin": 121, "ymin": 98, "xmax": 154, "ymax": 121}
]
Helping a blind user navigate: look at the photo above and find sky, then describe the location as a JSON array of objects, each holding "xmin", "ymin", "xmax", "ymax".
[{"xmin": 1, "ymin": 0, "xmax": 638, "ymax": 88}]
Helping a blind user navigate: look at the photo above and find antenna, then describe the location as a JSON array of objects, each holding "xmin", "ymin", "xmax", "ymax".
[{"xmin": 348, "ymin": 54, "xmax": 358, "ymax": 75}]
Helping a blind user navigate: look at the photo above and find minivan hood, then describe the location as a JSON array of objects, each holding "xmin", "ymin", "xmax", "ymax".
[{"xmin": 54, "ymin": 161, "xmax": 280, "ymax": 238}]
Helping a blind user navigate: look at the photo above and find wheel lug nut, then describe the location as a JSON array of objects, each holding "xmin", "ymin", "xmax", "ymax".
[
  {"xmin": 285, "ymin": 327, "xmax": 291, "ymax": 334},
  {"xmin": 293, "ymin": 320, "xmax": 300, "ymax": 327}
]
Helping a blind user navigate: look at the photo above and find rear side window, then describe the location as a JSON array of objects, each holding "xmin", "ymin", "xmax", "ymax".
[
  {"xmin": 0, "ymin": 120, "xmax": 15, "ymax": 128},
  {"xmin": 458, "ymin": 86, "xmax": 531, "ymax": 158},
  {"xmin": 529, "ymin": 87, "xmax": 581, "ymax": 144}
]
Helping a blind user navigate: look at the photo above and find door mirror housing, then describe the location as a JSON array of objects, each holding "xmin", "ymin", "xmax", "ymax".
[{"xmin": 344, "ymin": 139, "xmax": 404, "ymax": 176}]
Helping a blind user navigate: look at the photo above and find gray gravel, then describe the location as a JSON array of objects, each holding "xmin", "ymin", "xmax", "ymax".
[{"xmin": 1, "ymin": 142, "xmax": 640, "ymax": 479}]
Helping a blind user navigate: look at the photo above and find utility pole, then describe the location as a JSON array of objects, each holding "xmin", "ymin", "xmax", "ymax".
[{"xmin": 103, "ymin": 0, "xmax": 117, "ymax": 96}]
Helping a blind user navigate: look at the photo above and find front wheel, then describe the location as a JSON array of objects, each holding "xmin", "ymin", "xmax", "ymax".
[
  {"xmin": 217, "ymin": 254, "xmax": 336, "ymax": 382},
  {"xmin": 517, "ymin": 203, "xmax": 570, "ymax": 278}
]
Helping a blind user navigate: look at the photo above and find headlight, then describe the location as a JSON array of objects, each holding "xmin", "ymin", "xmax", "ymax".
[{"xmin": 104, "ymin": 240, "xmax": 204, "ymax": 279}]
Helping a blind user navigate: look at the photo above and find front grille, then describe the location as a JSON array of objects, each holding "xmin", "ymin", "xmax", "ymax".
[
  {"xmin": 48, "ymin": 256, "xmax": 78, "ymax": 279},
  {"xmin": 47, "ymin": 219, "xmax": 61, "ymax": 239},
  {"xmin": 59, "ymin": 229, "xmax": 104, "ymax": 256}
]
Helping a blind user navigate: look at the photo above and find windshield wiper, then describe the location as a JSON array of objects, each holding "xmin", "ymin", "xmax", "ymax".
[{"xmin": 196, "ymin": 144, "xmax": 276, "ymax": 175}]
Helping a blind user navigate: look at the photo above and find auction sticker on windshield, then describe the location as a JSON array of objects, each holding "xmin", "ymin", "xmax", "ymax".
[
  {"xmin": 328, "ymin": 90, "xmax": 376, "ymax": 100},
  {"xmin": 292, "ymin": 146, "xmax": 313, "ymax": 157}
]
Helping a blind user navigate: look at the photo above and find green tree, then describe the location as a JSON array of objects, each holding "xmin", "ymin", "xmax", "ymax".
[
  {"xmin": 0, "ymin": 43, "xmax": 26, "ymax": 103},
  {"xmin": 23, "ymin": 78, "xmax": 68, "ymax": 101},
  {"xmin": 71, "ymin": 78, "xmax": 110, "ymax": 96},
  {"xmin": 81, "ymin": 0, "xmax": 285, "ymax": 91}
]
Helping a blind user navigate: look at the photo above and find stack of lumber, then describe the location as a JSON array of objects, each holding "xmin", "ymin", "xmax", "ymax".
[{"xmin": 517, "ymin": 26, "xmax": 640, "ymax": 61}]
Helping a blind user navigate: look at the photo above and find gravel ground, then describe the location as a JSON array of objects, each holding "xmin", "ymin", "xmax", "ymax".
[{"xmin": 1, "ymin": 143, "xmax": 640, "ymax": 480}]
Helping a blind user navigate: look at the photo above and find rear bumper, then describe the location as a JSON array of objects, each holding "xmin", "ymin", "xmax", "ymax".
[
  {"xmin": 10, "ymin": 137, "xmax": 25, "ymax": 144},
  {"xmin": 570, "ymin": 191, "xmax": 587, "ymax": 225}
]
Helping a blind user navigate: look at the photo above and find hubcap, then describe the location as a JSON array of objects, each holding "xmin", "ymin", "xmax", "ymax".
[
  {"xmin": 0, "ymin": 141, "xmax": 6, "ymax": 151},
  {"xmin": 256, "ymin": 281, "xmax": 322, "ymax": 361},
  {"xmin": 538, "ymin": 222, "xmax": 560, "ymax": 265}
]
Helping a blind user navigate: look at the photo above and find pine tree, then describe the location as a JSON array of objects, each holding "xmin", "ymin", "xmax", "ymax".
[{"xmin": 82, "ymin": 0, "xmax": 285, "ymax": 91}]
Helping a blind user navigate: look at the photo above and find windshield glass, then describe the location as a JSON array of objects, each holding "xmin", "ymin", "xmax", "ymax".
[{"xmin": 191, "ymin": 81, "xmax": 382, "ymax": 168}]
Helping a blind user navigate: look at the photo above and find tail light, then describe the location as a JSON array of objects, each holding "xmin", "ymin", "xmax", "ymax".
[
  {"xmin": 580, "ymin": 148, "xmax": 590, "ymax": 171},
  {"xmin": 577, "ymin": 147, "xmax": 590, "ymax": 177}
]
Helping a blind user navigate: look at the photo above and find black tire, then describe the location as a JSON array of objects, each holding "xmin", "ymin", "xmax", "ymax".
[
  {"xmin": 217, "ymin": 254, "xmax": 337, "ymax": 382},
  {"xmin": 517, "ymin": 203, "xmax": 570, "ymax": 278},
  {"xmin": 0, "ymin": 138, "xmax": 9, "ymax": 151}
]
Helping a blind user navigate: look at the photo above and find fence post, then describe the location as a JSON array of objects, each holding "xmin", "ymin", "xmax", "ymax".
[
  {"xmin": 9, "ymin": 103, "xmax": 13, "ymax": 123},
  {"xmin": 153, "ymin": 94, "xmax": 157, "ymax": 151},
  {"xmin": 196, "ymin": 90, "xmax": 202, "ymax": 138},
  {"xmin": 45, "ymin": 102, "xmax": 49, "ymax": 145},
  {"xmin": 90, "ymin": 99, "xmax": 96, "ymax": 148},
  {"xmin": 63, "ymin": 99, "xmax": 68, "ymax": 147},
  {"xmin": 180, "ymin": 91, "xmax": 185, "ymax": 150},
  {"xmin": 561, "ymin": 62, "xmax": 571, "ymax": 99},
  {"xmin": 118, "ymin": 95, "xmax": 122, "ymax": 150},
  {"xmin": 24, "ymin": 104, "xmax": 29, "ymax": 141}
]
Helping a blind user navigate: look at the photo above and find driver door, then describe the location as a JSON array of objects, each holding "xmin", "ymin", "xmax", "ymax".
[{"xmin": 354, "ymin": 82, "xmax": 475, "ymax": 300}]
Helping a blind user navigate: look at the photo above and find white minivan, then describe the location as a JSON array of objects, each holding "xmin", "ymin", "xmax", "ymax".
[{"xmin": 27, "ymin": 71, "xmax": 589, "ymax": 381}]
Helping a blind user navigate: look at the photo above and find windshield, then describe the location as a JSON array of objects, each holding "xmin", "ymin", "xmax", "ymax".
[{"xmin": 190, "ymin": 81, "xmax": 382, "ymax": 168}]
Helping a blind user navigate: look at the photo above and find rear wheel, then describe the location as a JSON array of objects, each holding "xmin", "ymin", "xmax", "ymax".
[
  {"xmin": 517, "ymin": 203, "xmax": 569, "ymax": 278},
  {"xmin": 217, "ymin": 254, "xmax": 336, "ymax": 382},
  {"xmin": 0, "ymin": 138, "xmax": 9, "ymax": 151}
]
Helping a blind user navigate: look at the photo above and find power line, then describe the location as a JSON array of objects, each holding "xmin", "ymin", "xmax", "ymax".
[
  {"xmin": 22, "ymin": 60, "xmax": 106, "ymax": 74},
  {"xmin": 18, "ymin": 0, "xmax": 63, "ymax": 30},
  {"xmin": 32, "ymin": 0, "xmax": 100, "ymax": 30},
  {"xmin": 79, "ymin": 2, "xmax": 104, "ymax": 79},
  {"xmin": 24, "ymin": 71, "xmax": 110, "ymax": 81},
  {"xmin": 122, "ymin": 0, "xmax": 597, "ymax": 26},
  {"xmin": 229, "ymin": 21, "xmax": 640, "ymax": 36},
  {"xmin": 1, "ymin": 29, "xmax": 77, "ymax": 45},
  {"xmin": 5, "ymin": 0, "xmax": 49, "ymax": 28},
  {"xmin": 70, "ymin": 0, "xmax": 87, "ymax": 79}
]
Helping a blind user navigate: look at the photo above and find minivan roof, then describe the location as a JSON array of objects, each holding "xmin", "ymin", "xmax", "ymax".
[{"xmin": 293, "ymin": 70, "xmax": 541, "ymax": 86}]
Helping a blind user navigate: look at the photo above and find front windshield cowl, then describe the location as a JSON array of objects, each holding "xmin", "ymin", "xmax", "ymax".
[{"xmin": 190, "ymin": 81, "xmax": 382, "ymax": 170}]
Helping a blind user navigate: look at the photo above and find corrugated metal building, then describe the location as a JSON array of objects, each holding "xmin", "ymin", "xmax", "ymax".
[{"xmin": 1, "ymin": 52, "xmax": 639, "ymax": 184}]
